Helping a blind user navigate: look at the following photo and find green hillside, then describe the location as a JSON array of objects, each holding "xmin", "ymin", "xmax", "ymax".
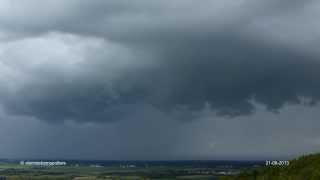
[{"xmin": 220, "ymin": 153, "xmax": 320, "ymax": 180}]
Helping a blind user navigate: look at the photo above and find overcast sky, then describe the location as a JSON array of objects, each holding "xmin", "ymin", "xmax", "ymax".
[{"xmin": 1, "ymin": 0, "xmax": 320, "ymax": 160}]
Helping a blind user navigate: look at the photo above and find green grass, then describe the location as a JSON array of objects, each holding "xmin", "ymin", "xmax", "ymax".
[
  {"xmin": 220, "ymin": 153, "xmax": 320, "ymax": 180},
  {"xmin": 0, "ymin": 164, "xmax": 219, "ymax": 180}
]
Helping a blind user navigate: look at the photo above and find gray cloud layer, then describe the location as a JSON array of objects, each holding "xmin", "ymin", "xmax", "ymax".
[
  {"xmin": 1, "ymin": 0, "xmax": 320, "ymax": 122},
  {"xmin": 1, "ymin": 0, "xmax": 320, "ymax": 160},
  {"xmin": 1, "ymin": 0, "xmax": 319, "ymax": 120},
  {"xmin": 1, "ymin": 103, "xmax": 320, "ymax": 160}
]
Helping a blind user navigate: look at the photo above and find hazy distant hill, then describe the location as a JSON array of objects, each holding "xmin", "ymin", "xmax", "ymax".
[{"xmin": 220, "ymin": 153, "xmax": 320, "ymax": 180}]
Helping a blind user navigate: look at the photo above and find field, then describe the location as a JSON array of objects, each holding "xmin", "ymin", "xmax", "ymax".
[{"xmin": 0, "ymin": 163, "xmax": 221, "ymax": 180}]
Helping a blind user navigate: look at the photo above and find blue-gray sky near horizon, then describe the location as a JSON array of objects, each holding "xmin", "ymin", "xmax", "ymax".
[{"xmin": 1, "ymin": 0, "xmax": 320, "ymax": 160}]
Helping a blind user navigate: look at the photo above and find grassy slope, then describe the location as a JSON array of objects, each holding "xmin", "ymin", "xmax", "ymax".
[{"xmin": 220, "ymin": 153, "xmax": 320, "ymax": 180}]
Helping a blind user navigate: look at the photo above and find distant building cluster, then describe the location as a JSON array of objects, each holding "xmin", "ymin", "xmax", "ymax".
[
  {"xmin": 120, "ymin": 164, "xmax": 136, "ymax": 168},
  {"xmin": 20, "ymin": 161, "xmax": 67, "ymax": 166}
]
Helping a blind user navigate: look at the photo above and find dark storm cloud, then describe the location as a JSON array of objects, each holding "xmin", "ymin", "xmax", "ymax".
[
  {"xmin": 0, "ymin": 0, "xmax": 313, "ymax": 40},
  {"xmin": 149, "ymin": 45, "xmax": 311, "ymax": 116},
  {"xmin": 0, "ymin": 0, "xmax": 320, "ymax": 123}
]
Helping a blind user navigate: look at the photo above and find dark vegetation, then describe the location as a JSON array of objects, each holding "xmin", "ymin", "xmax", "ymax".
[{"xmin": 220, "ymin": 153, "xmax": 320, "ymax": 180}]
